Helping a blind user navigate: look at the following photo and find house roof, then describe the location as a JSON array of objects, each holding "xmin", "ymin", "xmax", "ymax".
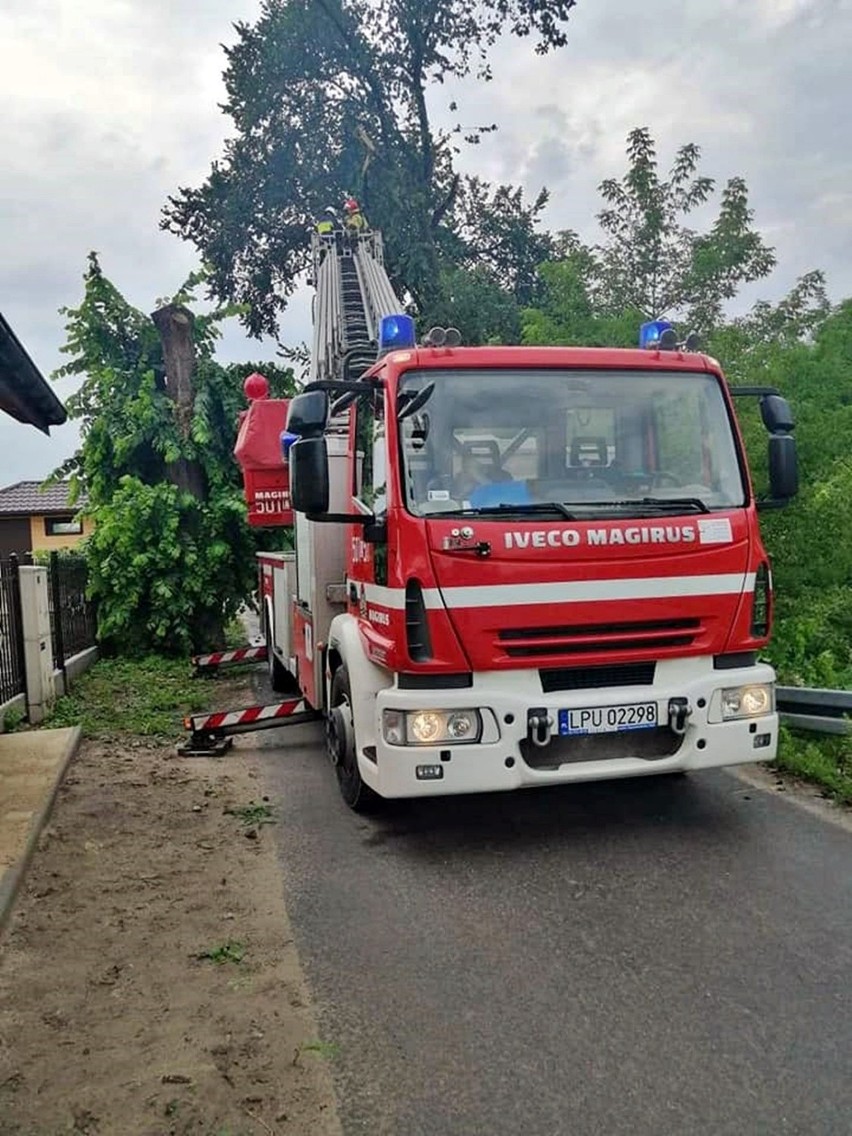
[
  {"xmin": 0, "ymin": 481, "xmax": 86, "ymax": 516},
  {"xmin": 0, "ymin": 312, "xmax": 67, "ymax": 434}
]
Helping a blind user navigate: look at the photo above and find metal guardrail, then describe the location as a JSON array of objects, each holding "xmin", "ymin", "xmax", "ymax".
[{"xmin": 776, "ymin": 686, "xmax": 852, "ymax": 736}]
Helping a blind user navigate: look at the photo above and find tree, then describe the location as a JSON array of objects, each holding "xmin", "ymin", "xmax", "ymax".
[
  {"xmin": 53, "ymin": 254, "xmax": 295, "ymax": 656},
  {"xmin": 420, "ymin": 265, "xmax": 522, "ymax": 345},
  {"xmin": 739, "ymin": 300, "xmax": 852, "ymax": 688},
  {"xmin": 588, "ymin": 128, "xmax": 776, "ymax": 330},
  {"xmin": 162, "ymin": 0, "xmax": 578, "ymax": 337},
  {"xmin": 520, "ymin": 252, "xmax": 642, "ymax": 348},
  {"xmin": 707, "ymin": 270, "xmax": 831, "ymax": 382},
  {"xmin": 449, "ymin": 179, "xmax": 556, "ymax": 306}
]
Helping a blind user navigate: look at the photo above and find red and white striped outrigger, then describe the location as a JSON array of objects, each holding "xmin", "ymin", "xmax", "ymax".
[
  {"xmin": 191, "ymin": 644, "xmax": 268, "ymax": 674},
  {"xmin": 178, "ymin": 697, "xmax": 320, "ymax": 757}
]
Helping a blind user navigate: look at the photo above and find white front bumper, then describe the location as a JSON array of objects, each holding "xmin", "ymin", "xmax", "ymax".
[{"xmin": 359, "ymin": 657, "xmax": 777, "ymax": 799}]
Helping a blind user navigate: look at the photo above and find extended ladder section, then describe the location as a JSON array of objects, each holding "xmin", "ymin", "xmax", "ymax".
[
  {"xmin": 180, "ymin": 225, "xmax": 405, "ymax": 758},
  {"xmin": 309, "ymin": 229, "xmax": 403, "ymax": 386}
]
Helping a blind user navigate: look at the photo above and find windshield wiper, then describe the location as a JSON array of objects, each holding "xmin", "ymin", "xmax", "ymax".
[
  {"xmin": 434, "ymin": 502, "xmax": 578, "ymax": 520},
  {"xmin": 564, "ymin": 497, "xmax": 710, "ymax": 515}
]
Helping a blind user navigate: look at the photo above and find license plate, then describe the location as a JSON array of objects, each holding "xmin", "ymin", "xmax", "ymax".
[{"xmin": 558, "ymin": 703, "xmax": 658, "ymax": 736}]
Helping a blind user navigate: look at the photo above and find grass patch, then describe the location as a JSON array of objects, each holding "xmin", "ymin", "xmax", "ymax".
[
  {"xmin": 224, "ymin": 800, "xmax": 275, "ymax": 828},
  {"xmin": 197, "ymin": 940, "xmax": 246, "ymax": 965},
  {"xmin": 2, "ymin": 705, "xmax": 25, "ymax": 733},
  {"xmin": 47, "ymin": 655, "xmax": 209, "ymax": 738},
  {"xmin": 775, "ymin": 727, "xmax": 852, "ymax": 805},
  {"xmin": 293, "ymin": 1040, "xmax": 340, "ymax": 1066},
  {"xmin": 223, "ymin": 616, "xmax": 249, "ymax": 650}
]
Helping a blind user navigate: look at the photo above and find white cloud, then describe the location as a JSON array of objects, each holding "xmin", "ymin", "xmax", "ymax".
[{"xmin": 1, "ymin": 0, "xmax": 850, "ymax": 487}]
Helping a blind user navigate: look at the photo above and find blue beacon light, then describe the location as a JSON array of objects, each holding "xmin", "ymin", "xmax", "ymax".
[
  {"xmin": 639, "ymin": 319, "xmax": 673, "ymax": 349},
  {"xmin": 378, "ymin": 313, "xmax": 416, "ymax": 353},
  {"xmin": 280, "ymin": 430, "xmax": 299, "ymax": 460}
]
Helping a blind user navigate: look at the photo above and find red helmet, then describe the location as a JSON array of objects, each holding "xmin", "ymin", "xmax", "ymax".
[{"xmin": 344, "ymin": 197, "xmax": 359, "ymax": 212}]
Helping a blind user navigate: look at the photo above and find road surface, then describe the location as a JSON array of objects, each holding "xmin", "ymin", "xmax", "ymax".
[{"xmin": 256, "ymin": 717, "xmax": 852, "ymax": 1136}]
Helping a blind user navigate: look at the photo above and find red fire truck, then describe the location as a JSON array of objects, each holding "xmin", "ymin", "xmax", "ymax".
[{"xmin": 225, "ymin": 226, "xmax": 798, "ymax": 811}]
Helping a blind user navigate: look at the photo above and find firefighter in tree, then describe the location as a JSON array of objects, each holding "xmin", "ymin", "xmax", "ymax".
[
  {"xmin": 315, "ymin": 207, "xmax": 338, "ymax": 236},
  {"xmin": 343, "ymin": 197, "xmax": 367, "ymax": 234}
]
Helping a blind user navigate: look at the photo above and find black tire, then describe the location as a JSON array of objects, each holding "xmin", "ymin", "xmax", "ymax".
[
  {"xmin": 265, "ymin": 610, "xmax": 298, "ymax": 695},
  {"xmin": 327, "ymin": 666, "xmax": 380, "ymax": 813}
]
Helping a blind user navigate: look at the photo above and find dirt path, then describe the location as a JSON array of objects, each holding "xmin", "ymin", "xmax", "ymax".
[{"xmin": 0, "ymin": 723, "xmax": 341, "ymax": 1135}]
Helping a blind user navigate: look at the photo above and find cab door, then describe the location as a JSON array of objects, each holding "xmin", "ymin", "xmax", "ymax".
[{"xmin": 348, "ymin": 386, "xmax": 389, "ymax": 619}]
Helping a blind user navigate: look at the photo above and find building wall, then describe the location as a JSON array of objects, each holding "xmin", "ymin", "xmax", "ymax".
[{"xmin": 29, "ymin": 514, "xmax": 93, "ymax": 553}]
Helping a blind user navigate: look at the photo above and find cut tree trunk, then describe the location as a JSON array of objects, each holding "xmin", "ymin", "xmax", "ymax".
[
  {"xmin": 151, "ymin": 304, "xmax": 222, "ymax": 649},
  {"xmin": 151, "ymin": 303, "xmax": 207, "ymax": 500}
]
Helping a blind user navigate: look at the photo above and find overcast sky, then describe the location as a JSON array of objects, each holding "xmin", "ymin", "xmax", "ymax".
[{"xmin": 1, "ymin": 0, "xmax": 850, "ymax": 488}]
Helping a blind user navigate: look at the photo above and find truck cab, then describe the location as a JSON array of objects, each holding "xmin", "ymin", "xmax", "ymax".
[{"xmin": 284, "ymin": 329, "xmax": 798, "ymax": 810}]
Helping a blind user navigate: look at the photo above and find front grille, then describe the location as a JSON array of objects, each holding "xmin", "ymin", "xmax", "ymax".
[
  {"xmin": 520, "ymin": 727, "xmax": 683, "ymax": 769},
  {"xmin": 540, "ymin": 662, "xmax": 656, "ymax": 694},
  {"xmin": 498, "ymin": 618, "xmax": 700, "ymax": 659}
]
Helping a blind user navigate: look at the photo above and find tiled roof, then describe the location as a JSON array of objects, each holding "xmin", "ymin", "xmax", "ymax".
[{"xmin": 0, "ymin": 481, "xmax": 86, "ymax": 516}]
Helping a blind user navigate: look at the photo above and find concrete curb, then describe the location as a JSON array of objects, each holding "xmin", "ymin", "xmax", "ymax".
[{"xmin": 0, "ymin": 724, "xmax": 82, "ymax": 938}]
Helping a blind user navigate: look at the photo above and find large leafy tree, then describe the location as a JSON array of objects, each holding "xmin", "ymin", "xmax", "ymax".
[
  {"xmin": 583, "ymin": 128, "xmax": 777, "ymax": 330},
  {"xmin": 54, "ymin": 254, "xmax": 294, "ymax": 656},
  {"xmin": 162, "ymin": 0, "xmax": 578, "ymax": 337}
]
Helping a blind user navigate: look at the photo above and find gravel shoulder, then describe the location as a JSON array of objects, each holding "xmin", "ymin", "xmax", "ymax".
[{"xmin": 0, "ymin": 700, "xmax": 341, "ymax": 1136}]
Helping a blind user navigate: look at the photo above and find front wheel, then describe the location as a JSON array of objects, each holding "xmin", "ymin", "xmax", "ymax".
[{"xmin": 327, "ymin": 666, "xmax": 380, "ymax": 813}]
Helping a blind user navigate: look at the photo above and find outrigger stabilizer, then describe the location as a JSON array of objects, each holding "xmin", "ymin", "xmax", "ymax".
[
  {"xmin": 191, "ymin": 644, "xmax": 268, "ymax": 676},
  {"xmin": 177, "ymin": 697, "xmax": 322, "ymax": 757}
]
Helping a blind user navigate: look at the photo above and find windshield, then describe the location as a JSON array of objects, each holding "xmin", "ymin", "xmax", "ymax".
[{"xmin": 398, "ymin": 368, "xmax": 747, "ymax": 518}]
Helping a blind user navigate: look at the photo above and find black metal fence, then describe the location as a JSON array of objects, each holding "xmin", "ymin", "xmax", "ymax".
[
  {"xmin": 0, "ymin": 556, "xmax": 26, "ymax": 705},
  {"xmin": 0, "ymin": 552, "xmax": 97, "ymax": 709},
  {"xmin": 47, "ymin": 551, "xmax": 97, "ymax": 672}
]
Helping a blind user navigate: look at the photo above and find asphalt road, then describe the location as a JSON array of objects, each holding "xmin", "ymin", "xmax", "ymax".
[{"xmin": 256, "ymin": 719, "xmax": 852, "ymax": 1136}]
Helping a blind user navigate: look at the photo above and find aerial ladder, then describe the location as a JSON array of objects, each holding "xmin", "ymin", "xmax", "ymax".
[
  {"xmin": 182, "ymin": 224, "xmax": 402, "ymax": 753},
  {"xmin": 310, "ymin": 227, "xmax": 404, "ymax": 387}
]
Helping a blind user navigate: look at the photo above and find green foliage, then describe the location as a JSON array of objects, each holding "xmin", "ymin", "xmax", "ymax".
[
  {"xmin": 420, "ymin": 265, "xmax": 522, "ymax": 344},
  {"xmin": 726, "ymin": 300, "xmax": 852, "ymax": 690},
  {"xmin": 197, "ymin": 941, "xmax": 246, "ymax": 965},
  {"xmin": 48, "ymin": 655, "xmax": 209, "ymax": 738},
  {"xmin": 449, "ymin": 179, "xmax": 557, "ymax": 307},
  {"xmin": 519, "ymin": 129, "xmax": 780, "ymax": 352},
  {"xmin": 521, "ymin": 258, "xmax": 642, "ymax": 347},
  {"xmin": 83, "ymin": 477, "xmax": 252, "ymax": 656},
  {"xmin": 2, "ymin": 705, "xmax": 25, "ymax": 733},
  {"xmin": 162, "ymin": 0, "xmax": 577, "ymax": 336},
  {"xmin": 565, "ymin": 128, "xmax": 776, "ymax": 329},
  {"xmin": 224, "ymin": 801, "xmax": 275, "ymax": 827},
  {"xmin": 775, "ymin": 728, "xmax": 852, "ymax": 805},
  {"xmin": 53, "ymin": 254, "xmax": 295, "ymax": 655},
  {"xmin": 293, "ymin": 1040, "xmax": 341, "ymax": 1065}
]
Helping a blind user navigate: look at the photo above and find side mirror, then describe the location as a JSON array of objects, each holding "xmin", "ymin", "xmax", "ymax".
[
  {"xmin": 287, "ymin": 391, "xmax": 328, "ymax": 438},
  {"xmin": 760, "ymin": 394, "xmax": 795, "ymax": 435},
  {"xmin": 290, "ymin": 437, "xmax": 329, "ymax": 514},
  {"xmin": 767, "ymin": 433, "xmax": 798, "ymax": 502}
]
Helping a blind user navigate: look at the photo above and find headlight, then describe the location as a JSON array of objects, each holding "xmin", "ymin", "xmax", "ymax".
[
  {"xmin": 382, "ymin": 708, "xmax": 482, "ymax": 746},
  {"xmin": 721, "ymin": 684, "xmax": 773, "ymax": 720}
]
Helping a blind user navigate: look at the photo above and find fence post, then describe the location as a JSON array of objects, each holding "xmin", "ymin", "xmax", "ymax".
[
  {"xmin": 18, "ymin": 564, "xmax": 56, "ymax": 725},
  {"xmin": 49, "ymin": 550, "xmax": 67, "ymax": 693}
]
